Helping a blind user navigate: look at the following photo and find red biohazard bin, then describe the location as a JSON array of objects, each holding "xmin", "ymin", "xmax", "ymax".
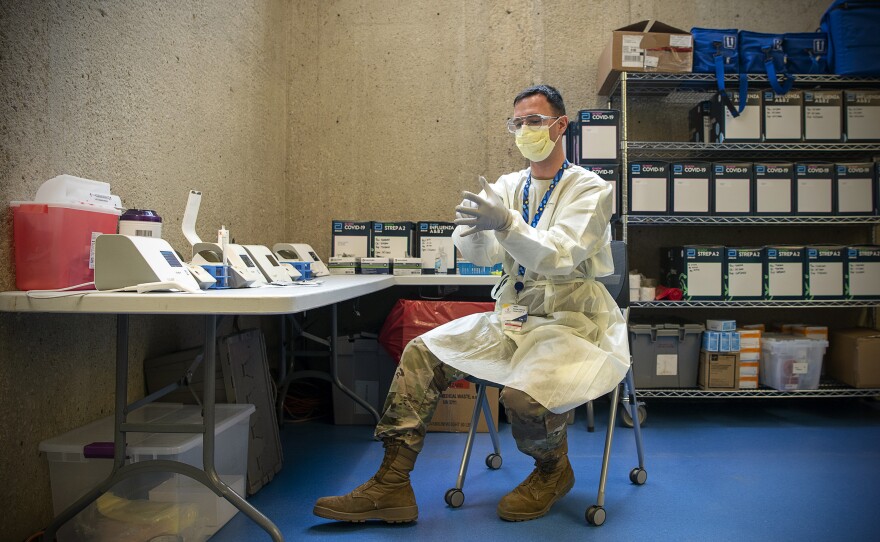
[{"xmin": 11, "ymin": 175, "xmax": 121, "ymax": 291}]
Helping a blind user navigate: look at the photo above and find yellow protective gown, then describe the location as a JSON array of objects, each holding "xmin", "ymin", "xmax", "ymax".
[{"xmin": 420, "ymin": 165, "xmax": 630, "ymax": 414}]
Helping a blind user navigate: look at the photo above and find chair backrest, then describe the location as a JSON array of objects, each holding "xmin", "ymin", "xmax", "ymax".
[{"xmin": 596, "ymin": 240, "xmax": 628, "ymax": 309}]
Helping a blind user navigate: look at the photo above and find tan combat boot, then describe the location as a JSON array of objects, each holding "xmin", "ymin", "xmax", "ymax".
[
  {"xmin": 313, "ymin": 440, "xmax": 419, "ymax": 523},
  {"xmin": 496, "ymin": 443, "xmax": 575, "ymax": 521}
]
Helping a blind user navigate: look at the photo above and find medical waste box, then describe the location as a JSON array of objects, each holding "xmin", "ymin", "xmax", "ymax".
[
  {"xmin": 11, "ymin": 175, "xmax": 121, "ymax": 291},
  {"xmin": 629, "ymin": 323, "xmax": 705, "ymax": 388},
  {"xmin": 760, "ymin": 335, "xmax": 827, "ymax": 391},
  {"xmin": 39, "ymin": 403, "xmax": 253, "ymax": 542}
]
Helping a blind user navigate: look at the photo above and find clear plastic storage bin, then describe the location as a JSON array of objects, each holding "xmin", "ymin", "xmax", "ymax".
[
  {"xmin": 39, "ymin": 403, "xmax": 254, "ymax": 542},
  {"xmin": 761, "ymin": 335, "xmax": 828, "ymax": 390}
]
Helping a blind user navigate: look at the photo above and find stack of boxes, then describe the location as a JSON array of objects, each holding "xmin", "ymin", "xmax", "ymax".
[
  {"xmin": 573, "ymin": 109, "xmax": 621, "ymax": 220},
  {"xmin": 699, "ymin": 319, "xmax": 741, "ymax": 390}
]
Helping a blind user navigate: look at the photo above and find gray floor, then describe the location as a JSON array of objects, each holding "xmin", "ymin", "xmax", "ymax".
[{"xmin": 211, "ymin": 397, "xmax": 880, "ymax": 542}]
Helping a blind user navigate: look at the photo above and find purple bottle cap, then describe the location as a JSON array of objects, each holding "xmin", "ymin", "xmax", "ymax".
[{"xmin": 120, "ymin": 209, "xmax": 162, "ymax": 222}]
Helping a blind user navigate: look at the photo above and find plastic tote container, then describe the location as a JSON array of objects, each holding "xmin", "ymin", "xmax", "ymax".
[
  {"xmin": 629, "ymin": 323, "xmax": 705, "ymax": 388},
  {"xmin": 761, "ymin": 335, "xmax": 828, "ymax": 391},
  {"xmin": 38, "ymin": 403, "xmax": 254, "ymax": 542},
  {"xmin": 11, "ymin": 175, "xmax": 121, "ymax": 290}
]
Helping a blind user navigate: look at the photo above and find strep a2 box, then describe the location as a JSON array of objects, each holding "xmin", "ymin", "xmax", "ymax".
[
  {"xmin": 724, "ymin": 247, "xmax": 764, "ymax": 301},
  {"xmin": 764, "ymin": 245, "xmax": 805, "ymax": 300},
  {"xmin": 805, "ymin": 245, "xmax": 845, "ymax": 300},
  {"xmin": 845, "ymin": 245, "xmax": 880, "ymax": 300},
  {"xmin": 371, "ymin": 221, "xmax": 414, "ymax": 258},
  {"xmin": 331, "ymin": 220, "xmax": 371, "ymax": 257},
  {"xmin": 416, "ymin": 222, "xmax": 457, "ymax": 274},
  {"xmin": 664, "ymin": 245, "xmax": 724, "ymax": 301}
]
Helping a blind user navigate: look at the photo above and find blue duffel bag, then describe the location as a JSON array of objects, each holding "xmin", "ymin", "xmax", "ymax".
[
  {"xmin": 783, "ymin": 32, "xmax": 830, "ymax": 74},
  {"xmin": 739, "ymin": 30, "xmax": 795, "ymax": 94},
  {"xmin": 691, "ymin": 27, "xmax": 746, "ymax": 116},
  {"xmin": 821, "ymin": 0, "xmax": 880, "ymax": 75}
]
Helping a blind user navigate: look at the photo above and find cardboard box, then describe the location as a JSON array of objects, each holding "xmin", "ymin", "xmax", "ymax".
[
  {"xmin": 763, "ymin": 90, "xmax": 803, "ymax": 141},
  {"xmin": 845, "ymin": 245, "xmax": 880, "ymax": 299},
  {"xmin": 805, "ymin": 246, "xmax": 844, "ymax": 299},
  {"xmin": 834, "ymin": 162, "xmax": 876, "ymax": 215},
  {"xmin": 826, "ymin": 328, "xmax": 880, "ymax": 388},
  {"xmin": 428, "ymin": 380, "xmax": 500, "ymax": 433},
  {"xmin": 332, "ymin": 220, "xmax": 372, "ymax": 257},
  {"xmin": 803, "ymin": 90, "xmax": 843, "ymax": 142},
  {"xmin": 333, "ymin": 337, "xmax": 396, "ymax": 425},
  {"xmin": 328, "ymin": 256, "xmax": 358, "ymax": 275},
  {"xmin": 582, "ymin": 163, "xmax": 620, "ymax": 219},
  {"xmin": 707, "ymin": 319, "xmax": 736, "ymax": 332},
  {"xmin": 790, "ymin": 324, "xmax": 829, "ymax": 341},
  {"xmin": 724, "ymin": 247, "xmax": 764, "ymax": 300},
  {"xmin": 371, "ymin": 221, "xmax": 414, "ymax": 258},
  {"xmin": 712, "ymin": 162, "xmax": 753, "ymax": 215},
  {"xmin": 738, "ymin": 328, "xmax": 762, "ymax": 389},
  {"xmin": 698, "ymin": 351, "xmax": 741, "ymax": 390},
  {"xmin": 764, "ymin": 245, "xmax": 805, "ymax": 300},
  {"xmin": 577, "ymin": 110, "xmax": 619, "ymax": 163},
  {"xmin": 628, "ymin": 161, "xmax": 669, "ymax": 214},
  {"xmin": 844, "ymin": 89, "xmax": 880, "ymax": 141},
  {"xmin": 754, "ymin": 162, "xmax": 795, "ymax": 215},
  {"xmin": 597, "ymin": 20, "xmax": 693, "ymax": 95},
  {"xmin": 358, "ymin": 257, "xmax": 391, "ymax": 275},
  {"xmin": 392, "ymin": 257, "xmax": 422, "ymax": 276},
  {"xmin": 671, "ymin": 161, "xmax": 711, "ymax": 215},
  {"xmin": 795, "ymin": 162, "xmax": 834, "ymax": 215},
  {"xmin": 710, "ymin": 90, "xmax": 762, "ymax": 142}
]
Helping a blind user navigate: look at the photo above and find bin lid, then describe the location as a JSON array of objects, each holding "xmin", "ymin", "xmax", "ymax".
[
  {"xmin": 39, "ymin": 403, "xmax": 255, "ymax": 458},
  {"xmin": 11, "ymin": 174, "xmax": 122, "ymax": 213}
]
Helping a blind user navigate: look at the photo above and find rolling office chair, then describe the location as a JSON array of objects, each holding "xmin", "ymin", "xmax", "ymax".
[{"xmin": 443, "ymin": 240, "xmax": 647, "ymax": 526}]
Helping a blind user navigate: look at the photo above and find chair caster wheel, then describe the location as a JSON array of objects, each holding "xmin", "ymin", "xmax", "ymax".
[
  {"xmin": 485, "ymin": 453, "xmax": 502, "ymax": 469},
  {"xmin": 445, "ymin": 488, "xmax": 464, "ymax": 508},
  {"xmin": 586, "ymin": 504, "xmax": 606, "ymax": 526},
  {"xmin": 630, "ymin": 467, "xmax": 647, "ymax": 485}
]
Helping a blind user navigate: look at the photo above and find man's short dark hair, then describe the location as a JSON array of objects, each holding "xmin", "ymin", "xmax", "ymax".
[{"xmin": 513, "ymin": 85, "xmax": 566, "ymax": 115}]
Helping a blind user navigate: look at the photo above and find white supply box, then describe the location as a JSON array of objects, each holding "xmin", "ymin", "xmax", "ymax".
[
  {"xmin": 844, "ymin": 89, "xmax": 880, "ymax": 141},
  {"xmin": 39, "ymin": 403, "xmax": 254, "ymax": 542},
  {"xmin": 763, "ymin": 90, "xmax": 803, "ymax": 142}
]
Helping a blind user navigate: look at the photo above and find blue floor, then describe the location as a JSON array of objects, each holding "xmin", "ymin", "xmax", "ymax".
[{"xmin": 211, "ymin": 398, "xmax": 880, "ymax": 542}]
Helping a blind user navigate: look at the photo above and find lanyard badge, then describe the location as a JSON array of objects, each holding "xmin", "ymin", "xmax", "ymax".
[{"xmin": 514, "ymin": 160, "xmax": 570, "ymax": 294}]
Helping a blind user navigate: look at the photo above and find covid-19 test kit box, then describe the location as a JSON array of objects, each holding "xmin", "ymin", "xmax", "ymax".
[
  {"xmin": 795, "ymin": 162, "xmax": 834, "ymax": 215},
  {"xmin": 845, "ymin": 245, "xmax": 880, "ymax": 299},
  {"xmin": 577, "ymin": 110, "xmax": 619, "ymax": 163},
  {"xmin": 712, "ymin": 162, "xmax": 753, "ymax": 215},
  {"xmin": 582, "ymin": 163, "xmax": 619, "ymax": 219},
  {"xmin": 416, "ymin": 222, "xmax": 457, "ymax": 274},
  {"xmin": 670, "ymin": 161, "xmax": 711, "ymax": 215},
  {"xmin": 371, "ymin": 221, "xmax": 414, "ymax": 258},
  {"xmin": 803, "ymin": 90, "xmax": 843, "ymax": 142},
  {"xmin": 331, "ymin": 220, "xmax": 372, "ymax": 257},
  {"xmin": 764, "ymin": 245, "xmax": 805, "ymax": 300},
  {"xmin": 763, "ymin": 90, "xmax": 803, "ymax": 142},
  {"xmin": 806, "ymin": 245, "xmax": 845, "ymax": 300},
  {"xmin": 664, "ymin": 245, "xmax": 724, "ymax": 301},
  {"xmin": 754, "ymin": 162, "xmax": 794, "ymax": 215},
  {"xmin": 844, "ymin": 90, "xmax": 880, "ymax": 141},
  {"xmin": 834, "ymin": 163, "xmax": 876, "ymax": 215},
  {"xmin": 710, "ymin": 90, "xmax": 762, "ymax": 142},
  {"xmin": 724, "ymin": 247, "xmax": 764, "ymax": 301},
  {"xmin": 628, "ymin": 161, "xmax": 669, "ymax": 215}
]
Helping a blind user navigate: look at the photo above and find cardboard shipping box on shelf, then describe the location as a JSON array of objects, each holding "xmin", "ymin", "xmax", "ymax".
[
  {"xmin": 428, "ymin": 379, "xmax": 499, "ymax": 433},
  {"xmin": 597, "ymin": 20, "xmax": 693, "ymax": 96},
  {"xmin": 698, "ymin": 350, "xmax": 741, "ymax": 390},
  {"xmin": 826, "ymin": 328, "xmax": 880, "ymax": 388}
]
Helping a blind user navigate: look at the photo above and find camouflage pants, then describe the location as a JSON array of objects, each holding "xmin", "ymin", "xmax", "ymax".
[{"xmin": 375, "ymin": 337, "xmax": 569, "ymax": 462}]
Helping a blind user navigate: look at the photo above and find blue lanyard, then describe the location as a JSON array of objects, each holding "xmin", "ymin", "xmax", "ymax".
[{"xmin": 515, "ymin": 160, "xmax": 569, "ymax": 291}]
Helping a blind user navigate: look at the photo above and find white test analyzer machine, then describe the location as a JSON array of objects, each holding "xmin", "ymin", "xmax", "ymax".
[
  {"xmin": 94, "ymin": 234, "xmax": 203, "ymax": 293},
  {"xmin": 274, "ymin": 243, "xmax": 330, "ymax": 277}
]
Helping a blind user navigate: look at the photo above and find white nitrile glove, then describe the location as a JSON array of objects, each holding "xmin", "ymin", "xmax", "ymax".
[{"xmin": 454, "ymin": 176, "xmax": 514, "ymax": 237}]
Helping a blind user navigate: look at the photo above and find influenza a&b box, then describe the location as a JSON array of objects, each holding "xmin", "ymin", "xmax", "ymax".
[{"xmin": 416, "ymin": 222, "xmax": 457, "ymax": 274}]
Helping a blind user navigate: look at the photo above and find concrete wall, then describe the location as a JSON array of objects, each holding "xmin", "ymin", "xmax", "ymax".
[{"xmin": 2, "ymin": 0, "xmax": 827, "ymax": 537}]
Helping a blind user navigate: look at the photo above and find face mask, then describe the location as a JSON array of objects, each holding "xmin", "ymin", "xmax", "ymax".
[{"xmin": 514, "ymin": 118, "xmax": 562, "ymax": 162}]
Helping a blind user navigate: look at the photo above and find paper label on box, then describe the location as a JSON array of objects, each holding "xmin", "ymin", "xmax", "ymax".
[
  {"xmin": 656, "ymin": 354, "xmax": 678, "ymax": 376},
  {"xmin": 670, "ymin": 35, "xmax": 693, "ymax": 48},
  {"xmin": 621, "ymin": 35, "xmax": 644, "ymax": 67},
  {"xmin": 89, "ymin": 231, "xmax": 100, "ymax": 269},
  {"xmin": 644, "ymin": 56, "xmax": 659, "ymax": 68},
  {"xmin": 792, "ymin": 362, "xmax": 808, "ymax": 375}
]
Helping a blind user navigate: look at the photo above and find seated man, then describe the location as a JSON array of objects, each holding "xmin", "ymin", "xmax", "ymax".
[{"xmin": 314, "ymin": 84, "xmax": 630, "ymax": 523}]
